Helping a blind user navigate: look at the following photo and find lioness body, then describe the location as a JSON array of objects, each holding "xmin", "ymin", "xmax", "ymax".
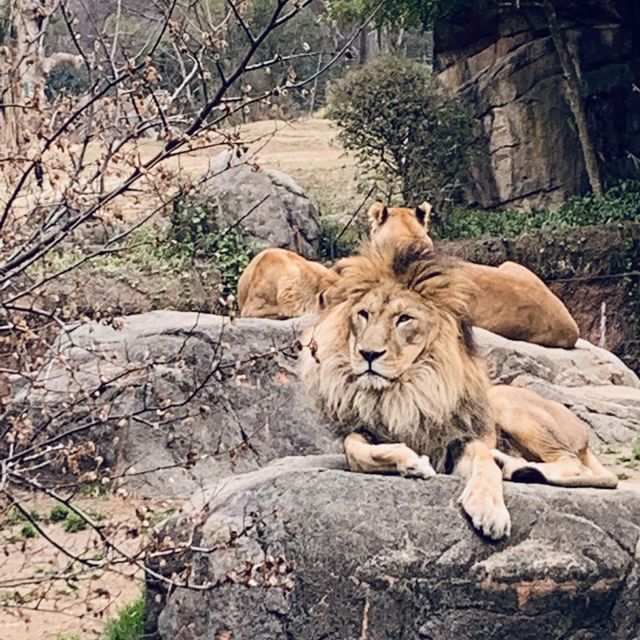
[
  {"xmin": 462, "ymin": 262, "xmax": 579, "ymax": 348},
  {"xmin": 237, "ymin": 248, "xmax": 337, "ymax": 319},
  {"xmin": 300, "ymin": 242, "xmax": 615, "ymax": 541},
  {"xmin": 369, "ymin": 202, "xmax": 579, "ymax": 348}
]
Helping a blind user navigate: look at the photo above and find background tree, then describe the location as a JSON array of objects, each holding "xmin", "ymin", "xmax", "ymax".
[
  {"xmin": 327, "ymin": 55, "xmax": 475, "ymax": 221},
  {"xmin": 0, "ymin": 1, "xmax": 380, "ymax": 635}
]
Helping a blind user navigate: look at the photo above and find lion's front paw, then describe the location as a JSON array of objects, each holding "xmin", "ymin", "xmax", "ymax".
[
  {"xmin": 459, "ymin": 484, "xmax": 511, "ymax": 540},
  {"xmin": 399, "ymin": 455, "xmax": 436, "ymax": 480}
]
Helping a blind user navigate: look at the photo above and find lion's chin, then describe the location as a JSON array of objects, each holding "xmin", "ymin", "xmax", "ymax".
[{"xmin": 354, "ymin": 372, "xmax": 394, "ymax": 390}]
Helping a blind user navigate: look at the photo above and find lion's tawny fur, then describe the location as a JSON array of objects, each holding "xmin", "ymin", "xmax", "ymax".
[
  {"xmin": 369, "ymin": 202, "xmax": 579, "ymax": 348},
  {"xmin": 300, "ymin": 243, "xmax": 493, "ymax": 472},
  {"xmin": 237, "ymin": 248, "xmax": 338, "ymax": 319}
]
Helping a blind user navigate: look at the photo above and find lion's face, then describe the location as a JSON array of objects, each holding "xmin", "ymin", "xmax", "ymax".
[{"xmin": 348, "ymin": 287, "xmax": 435, "ymax": 389}]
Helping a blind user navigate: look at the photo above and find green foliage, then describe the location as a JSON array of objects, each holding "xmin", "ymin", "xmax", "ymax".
[
  {"xmin": 64, "ymin": 512, "xmax": 87, "ymax": 533},
  {"xmin": 316, "ymin": 215, "xmax": 365, "ymax": 261},
  {"xmin": 327, "ymin": 56, "xmax": 475, "ymax": 210},
  {"xmin": 170, "ymin": 193, "xmax": 256, "ymax": 296},
  {"xmin": 49, "ymin": 505, "xmax": 70, "ymax": 523},
  {"xmin": 20, "ymin": 523, "xmax": 38, "ymax": 539},
  {"xmin": 55, "ymin": 635, "xmax": 81, "ymax": 640},
  {"xmin": 328, "ymin": 0, "xmax": 468, "ymax": 29},
  {"xmin": 104, "ymin": 595, "xmax": 145, "ymax": 640},
  {"xmin": 45, "ymin": 62, "xmax": 90, "ymax": 101},
  {"xmin": 4, "ymin": 507, "xmax": 25, "ymax": 525},
  {"xmin": 435, "ymin": 181, "xmax": 640, "ymax": 240}
]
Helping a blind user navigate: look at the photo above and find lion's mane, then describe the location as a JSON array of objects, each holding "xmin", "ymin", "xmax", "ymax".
[{"xmin": 300, "ymin": 243, "xmax": 492, "ymax": 473}]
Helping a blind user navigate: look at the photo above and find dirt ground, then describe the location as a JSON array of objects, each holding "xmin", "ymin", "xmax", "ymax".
[
  {"xmin": 0, "ymin": 492, "xmax": 180, "ymax": 640},
  {"xmin": 119, "ymin": 117, "xmax": 361, "ymax": 221}
]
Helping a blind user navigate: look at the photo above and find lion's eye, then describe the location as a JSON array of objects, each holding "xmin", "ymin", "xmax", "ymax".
[
  {"xmin": 358, "ymin": 310, "xmax": 369, "ymax": 321},
  {"xmin": 396, "ymin": 314, "xmax": 413, "ymax": 325}
]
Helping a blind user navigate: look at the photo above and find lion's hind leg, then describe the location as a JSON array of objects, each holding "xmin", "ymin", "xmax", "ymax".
[
  {"xmin": 492, "ymin": 449, "xmax": 618, "ymax": 489},
  {"xmin": 343, "ymin": 433, "xmax": 436, "ymax": 479},
  {"xmin": 490, "ymin": 385, "xmax": 618, "ymax": 489}
]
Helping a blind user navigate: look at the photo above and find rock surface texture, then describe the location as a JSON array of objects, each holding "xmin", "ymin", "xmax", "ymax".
[
  {"xmin": 434, "ymin": 1, "xmax": 640, "ymax": 209},
  {"xmin": 19, "ymin": 311, "xmax": 640, "ymax": 497},
  {"xmin": 19, "ymin": 312, "xmax": 336, "ymax": 497},
  {"xmin": 206, "ymin": 150, "xmax": 320, "ymax": 258},
  {"xmin": 145, "ymin": 456, "xmax": 640, "ymax": 640}
]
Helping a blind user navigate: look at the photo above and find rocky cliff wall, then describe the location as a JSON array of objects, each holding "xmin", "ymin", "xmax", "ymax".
[{"xmin": 434, "ymin": 0, "xmax": 640, "ymax": 209}]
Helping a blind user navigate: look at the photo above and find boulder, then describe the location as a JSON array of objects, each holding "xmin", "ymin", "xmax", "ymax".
[
  {"xmin": 434, "ymin": 0, "xmax": 640, "ymax": 210},
  {"xmin": 144, "ymin": 455, "xmax": 640, "ymax": 640},
  {"xmin": 19, "ymin": 311, "xmax": 640, "ymax": 497},
  {"xmin": 20, "ymin": 311, "xmax": 336, "ymax": 498},
  {"xmin": 205, "ymin": 150, "xmax": 320, "ymax": 258}
]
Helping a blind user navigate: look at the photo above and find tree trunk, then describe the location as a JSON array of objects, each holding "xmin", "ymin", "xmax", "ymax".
[
  {"xmin": 0, "ymin": 0, "xmax": 80, "ymax": 151},
  {"xmin": 543, "ymin": 0, "xmax": 603, "ymax": 197}
]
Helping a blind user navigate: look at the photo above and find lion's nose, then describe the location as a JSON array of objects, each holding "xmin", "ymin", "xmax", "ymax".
[{"xmin": 360, "ymin": 349, "xmax": 386, "ymax": 364}]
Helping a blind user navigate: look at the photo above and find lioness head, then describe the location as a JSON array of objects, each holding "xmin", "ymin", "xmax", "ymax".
[
  {"xmin": 300, "ymin": 242, "xmax": 489, "ymax": 470},
  {"xmin": 368, "ymin": 202, "xmax": 433, "ymax": 249}
]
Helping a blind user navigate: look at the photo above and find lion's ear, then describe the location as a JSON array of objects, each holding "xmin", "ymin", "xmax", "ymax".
[
  {"xmin": 368, "ymin": 202, "xmax": 388, "ymax": 230},
  {"xmin": 415, "ymin": 201, "xmax": 432, "ymax": 229},
  {"xmin": 317, "ymin": 283, "xmax": 347, "ymax": 309}
]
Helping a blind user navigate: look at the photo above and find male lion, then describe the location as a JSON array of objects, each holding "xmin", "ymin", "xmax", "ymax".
[
  {"xmin": 237, "ymin": 248, "xmax": 338, "ymax": 319},
  {"xmin": 368, "ymin": 202, "xmax": 579, "ymax": 348},
  {"xmin": 300, "ymin": 242, "xmax": 616, "ymax": 540}
]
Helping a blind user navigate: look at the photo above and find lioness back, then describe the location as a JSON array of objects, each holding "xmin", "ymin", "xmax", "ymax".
[
  {"xmin": 367, "ymin": 204, "xmax": 578, "ymax": 348},
  {"xmin": 462, "ymin": 262, "xmax": 579, "ymax": 348},
  {"xmin": 238, "ymin": 248, "xmax": 335, "ymax": 319}
]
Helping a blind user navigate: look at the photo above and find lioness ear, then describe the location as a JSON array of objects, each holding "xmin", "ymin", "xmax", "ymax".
[
  {"xmin": 368, "ymin": 202, "xmax": 388, "ymax": 230},
  {"xmin": 415, "ymin": 201, "xmax": 432, "ymax": 229}
]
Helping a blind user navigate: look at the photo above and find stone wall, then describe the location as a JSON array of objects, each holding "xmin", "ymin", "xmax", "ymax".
[{"xmin": 434, "ymin": 0, "xmax": 640, "ymax": 210}]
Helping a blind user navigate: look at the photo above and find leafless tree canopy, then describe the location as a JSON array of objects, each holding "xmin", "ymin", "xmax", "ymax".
[{"xmin": 0, "ymin": 0, "xmax": 380, "ymax": 634}]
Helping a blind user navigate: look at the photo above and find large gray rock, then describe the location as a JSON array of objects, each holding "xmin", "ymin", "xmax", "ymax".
[
  {"xmin": 21, "ymin": 311, "xmax": 337, "ymax": 497},
  {"xmin": 206, "ymin": 150, "xmax": 320, "ymax": 258},
  {"xmin": 145, "ymin": 456, "xmax": 640, "ymax": 640},
  {"xmin": 18, "ymin": 311, "xmax": 640, "ymax": 498}
]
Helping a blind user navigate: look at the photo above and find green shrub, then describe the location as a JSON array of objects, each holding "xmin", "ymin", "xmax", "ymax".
[
  {"xmin": 49, "ymin": 505, "xmax": 70, "ymax": 523},
  {"xmin": 327, "ymin": 55, "xmax": 475, "ymax": 216},
  {"xmin": 64, "ymin": 512, "xmax": 88, "ymax": 533},
  {"xmin": 20, "ymin": 523, "xmax": 38, "ymax": 539},
  {"xmin": 170, "ymin": 192, "xmax": 256, "ymax": 296},
  {"xmin": 45, "ymin": 62, "xmax": 90, "ymax": 101},
  {"xmin": 104, "ymin": 595, "xmax": 144, "ymax": 640},
  {"xmin": 4, "ymin": 507, "xmax": 25, "ymax": 525},
  {"xmin": 434, "ymin": 180, "xmax": 640, "ymax": 240},
  {"xmin": 316, "ymin": 215, "xmax": 365, "ymax": 261}
]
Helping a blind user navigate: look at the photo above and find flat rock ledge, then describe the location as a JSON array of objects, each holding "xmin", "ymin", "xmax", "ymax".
[{"xmin": 145, "ymin": 455, "xmax": 640, "ymax": 640}]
